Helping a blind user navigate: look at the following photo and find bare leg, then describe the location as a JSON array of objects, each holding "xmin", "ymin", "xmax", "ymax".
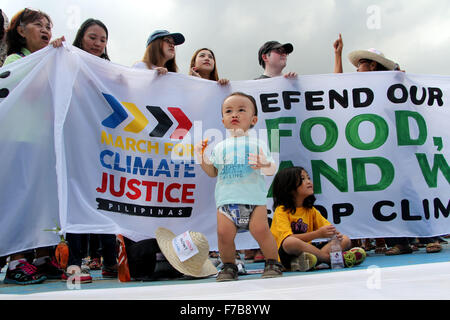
[
  {"xmin": 282, "ymin": 236, "xmax": 330, "ymax": 263},
  {"xmin": 216, "ymin": 211, "xmax": 238, "ymax": 264},
  {"xmin": 248, "ymin": 206, "xmax": 278, "ymax": 261},
  {"xmin": 282, "ymin": 235, "xmax": 352, "ymax": 264}
]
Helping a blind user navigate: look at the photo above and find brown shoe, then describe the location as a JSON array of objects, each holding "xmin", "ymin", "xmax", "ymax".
[
  {"xmin": 216, "ymin": 263, "xmax": 238, "ymax": 282},
  {"xmin": 261, "ymin": 259, "xmax": 283, "ymax": 279}
]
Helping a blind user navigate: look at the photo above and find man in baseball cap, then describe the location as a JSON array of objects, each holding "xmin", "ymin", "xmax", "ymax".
[
  {"xmin": 246, "ymin": 40, "xmax": 296, "ymax": 263},
  {"xmin": 256, "ymin": 41, "xmax": 297, "ymax": 79}
]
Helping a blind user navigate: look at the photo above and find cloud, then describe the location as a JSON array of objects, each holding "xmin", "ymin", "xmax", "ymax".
[{"xmin": 2, "ymin": 0, "xmax": 449, "ymax": 78}]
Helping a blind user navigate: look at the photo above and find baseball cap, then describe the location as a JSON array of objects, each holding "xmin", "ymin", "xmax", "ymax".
[
  {"xmin": 146, "ymin": 29, "xmax": 185, "ymax": 47},
  {"xmin": 258, "ymin": 41, "xmax": 294, "ymax": 66}
]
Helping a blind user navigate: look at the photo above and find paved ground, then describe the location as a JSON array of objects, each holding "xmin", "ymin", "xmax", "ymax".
[{"xmin": 0, "ymin": 243, "xmax": 448, "ymax": 300}]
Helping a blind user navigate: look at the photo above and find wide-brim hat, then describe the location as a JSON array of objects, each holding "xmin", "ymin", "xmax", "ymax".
[
  {"xmin": 155, "ymin": 227, "xmax": 217, "ymax": 278},
  {"xmin": 146, "ymin": 29, "xmax": 185, "ymax": 47},
  {"xmin": 258, "ymin": 41, "xmax": 294, "ymax": 66},
  {"xmin": 348, "ymin": 48, "xmax": 397, "ymax": 70}
]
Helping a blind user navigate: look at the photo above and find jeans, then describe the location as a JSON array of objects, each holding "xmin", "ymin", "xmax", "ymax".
[{"xmin": 66, "ymin": 233, "xmax": 117, "ymax": 267}]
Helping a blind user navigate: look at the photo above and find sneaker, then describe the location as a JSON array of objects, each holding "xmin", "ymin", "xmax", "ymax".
[
  {"xmin": 82, "ymin": 257, "xmax": 90, "ymax": 267},
  {"xmin": 102, "ymin": 264, "xmax": 118, "ymax": 278},
  {"xmin": 342, "ymin": 250, "xmax": 357, "ymax": 268},
  {"xmin": 81, "ymin": 263, "xmax": 90, "ymax": 273},
  {"xmin": 61, "ymin": 265, "xmax": 92, "ymax": 284},
  {"xmin": 290, "ymin": 252, "xmax": 317, "ymax": 271},
  {"xmin": 347, "ymin": 247, "xmax": 366, "ymax": 265},
  {"xmin": 4, "ymin": 261, "xmax": 47, "ymax": 285},
  {"xmin": 88, "ymin": 258, "xmax": 102, "ymax": 270},
  {"xmin": 34, "ymin": 257, "xmax": 64, "ymax": 280},
  {"xmin": 261, "ymin": 259, "xmax": 283, "ymax": 279},
  {"xmin": 216, "ymin": 263, "xmax": 238, "ymax": 282}
]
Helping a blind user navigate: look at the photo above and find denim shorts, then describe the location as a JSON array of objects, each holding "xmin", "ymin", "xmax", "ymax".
[{"xmin": 218, "ymin": 204, "xmax": 256, "ymax": 232}]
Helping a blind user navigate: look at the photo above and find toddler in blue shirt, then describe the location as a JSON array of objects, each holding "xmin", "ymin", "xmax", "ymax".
[{"xmin": 195, "ymin": 92, "xmax": 283, "ymax": 281}]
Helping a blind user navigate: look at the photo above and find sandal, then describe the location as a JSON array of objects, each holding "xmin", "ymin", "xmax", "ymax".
[
  {"xmin": 362, "ymin": 239, "xmax": 376, "ymax": 252},
  {"xmin": 209, "ymin": 251, "xmax": 219, "ymax": 259},
  {"xmin": 216, "ymin": 263, "xmax": 238, "ymax": 282},
  {"xmin": 261, "ymin": 259, "xmax": 283, "ymax": 278},
  {"xmin": 385, "ymin": 245, "xmax": 413, "ymax": 256},
  {"xmin": 374, "ymin": 238, "xmax": 387, "ymax": 254},
  {"xmin": 375, "ymin": 246, "xmax": 387, "ymax": 254},
  {"xmin": 426, "ymin": 242, "xmax": 442, "ymax": 253}
]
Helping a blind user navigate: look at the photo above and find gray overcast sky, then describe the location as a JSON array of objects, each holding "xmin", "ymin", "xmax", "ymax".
[{"xmin": 3, "ymin": 0, "xmax": 450, "ymax": 80}]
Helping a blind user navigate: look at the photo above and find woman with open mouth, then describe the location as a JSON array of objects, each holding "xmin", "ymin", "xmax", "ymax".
[
  {"xmin": 2, "ymin": 8, "xmax": 65, "ymax": 286},
  {"xmin": 3, "ymin": 8, "xmax": 64, "ymax": 66}
]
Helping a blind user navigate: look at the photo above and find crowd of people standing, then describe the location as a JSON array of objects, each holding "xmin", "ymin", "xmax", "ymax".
[{"xmin": 0, "ymin": 7, "xmax": 447, "ymax": 286}]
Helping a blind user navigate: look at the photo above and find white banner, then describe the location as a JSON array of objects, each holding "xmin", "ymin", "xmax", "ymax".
[{"xmin": 0, "ymin": 45, "xmax": 448, "ymax": 256}]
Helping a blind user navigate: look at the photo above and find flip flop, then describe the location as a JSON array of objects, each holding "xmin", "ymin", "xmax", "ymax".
[{"xmin": 426, "ymin": 242, "xmax": 442, "ymax": 253}]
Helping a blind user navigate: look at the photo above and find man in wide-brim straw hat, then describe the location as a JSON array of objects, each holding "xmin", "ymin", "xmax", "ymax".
[{"xmin": 348, "ymin": 47, "xmax": 401, "ymax": 72}]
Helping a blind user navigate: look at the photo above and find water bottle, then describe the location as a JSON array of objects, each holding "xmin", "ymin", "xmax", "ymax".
[{"xmin": 329, "ymin": 234, "xmax": 345, "ymax": 269}]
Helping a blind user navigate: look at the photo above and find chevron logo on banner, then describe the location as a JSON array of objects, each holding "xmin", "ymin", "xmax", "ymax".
[
  {"xmin": 101, "ymin": 93, "xmax": 192, "ymax": 140},
  {"xmin": 0, "ymin": 71, "xmax": 12, "ymax": 99}
]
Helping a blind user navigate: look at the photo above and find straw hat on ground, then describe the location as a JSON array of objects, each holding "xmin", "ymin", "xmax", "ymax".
[
  {"xmin": 155, "ymin": 227, "xmax": 217, "ymax": 278},
  {"xmin": 348, "ymin": 48, "xmax": 398, "ymax": 70}
]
